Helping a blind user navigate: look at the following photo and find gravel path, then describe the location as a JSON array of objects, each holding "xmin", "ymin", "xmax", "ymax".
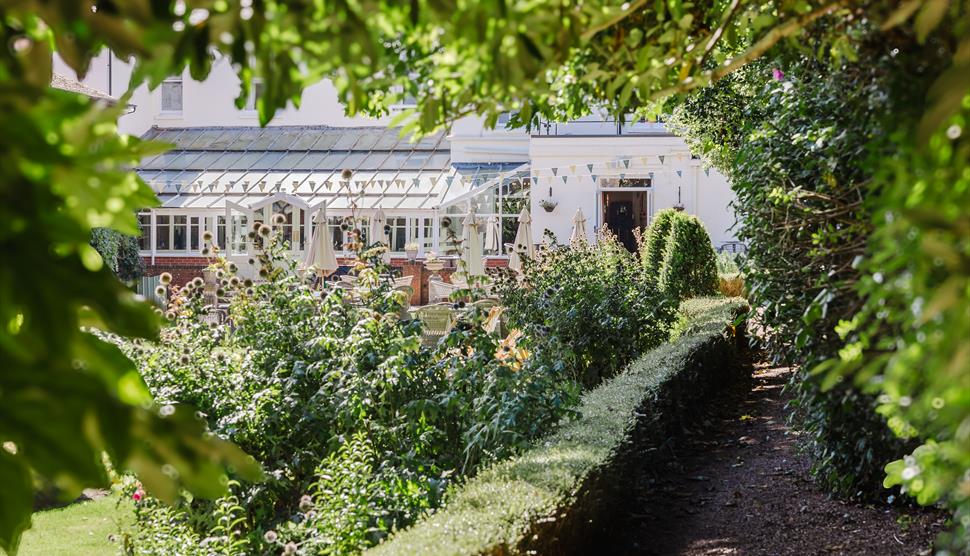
[{"xmin": 599, "ymin": 360, "xmax": 945, "ymax": 555}]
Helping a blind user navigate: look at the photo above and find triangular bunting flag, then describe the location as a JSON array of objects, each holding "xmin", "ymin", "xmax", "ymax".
[
  {"xmin": 569, "ymin": 164, "xmax": 576, "ymax": 174},
  {"xmin": 640, "ymin": 156, "xmax": 649, "ymax": 164},
  {"xmin": 412, "ymin": 177, "xmax": 420, "ymax": 187},
  {"xmin": 552, "ymin": 167, "xmax": 558, "ymax": 176},
  {"xmin": 446, "ymin": 175, "xmax": 454, "ymax": 187},
  {"xmin": 676, "ymin": 170, "xmax": 683, "ymax": 177},
  {"xmin": 649, "ymin": 172, "xmax": 655, "ymax": 179},
  {"xmin": 659, "ymin": 155, "xmax": 665, "ymax": 164},
  {"xmin": 622, "ymin": 159, "xmax": 630, "ymax": 169},
  {"xmin": 587, "ymin": 163, "xmax": 594, "ymax": 173},
  {"xmin": 704, "ymin": 168, "xmax": 711, "ymax": 176},
  {"xmin": 561, "ymin": 175, "xmax": 568, "ymax": 184},
  {"xmin": 591, "ymin": 174, "xmax": 598, "ymax": 182}
]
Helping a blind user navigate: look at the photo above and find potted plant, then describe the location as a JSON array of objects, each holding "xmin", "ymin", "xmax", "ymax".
[
  {"xmin": 539, "ymin": 198, "xmax": 558, "ymax": 213},
  {"xmin": 405, "ymin": 242, "xmax": 419, "ymax": 261},
  {"xmin": 424, "ymin": 252, "xmax": 445, "ymax": 280}
]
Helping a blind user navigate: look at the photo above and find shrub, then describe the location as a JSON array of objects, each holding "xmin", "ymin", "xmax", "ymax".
[
  {"xmin": 641, "ymin": 208, "xmax": 679, "ymax": 279},
  {"xmin": 368, "ymin": 298, "xmax": 748, "ymax": 556},
  {"xmin": 657, "ymin": 214, "xmax": 719, "ymax": 300},
  {"xmin": 120, "ymin": 232, "xmax": 580, "ymax": 554},
  {"xmin": 494, "ymin": 232, "xmax": 677, "ymax": 388}
]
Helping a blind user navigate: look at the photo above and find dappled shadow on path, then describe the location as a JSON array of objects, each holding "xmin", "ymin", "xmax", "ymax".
[{"xmin": 590, "ymin": 359, "xmax": 945, "ymax": 556}]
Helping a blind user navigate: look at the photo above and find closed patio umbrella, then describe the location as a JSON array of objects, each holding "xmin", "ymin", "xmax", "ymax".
[
  {"xmin": 508, "ymin": 208, "xmax": 535, "ymax": 273},
  {"xmin": 370, "ymin": 208, "xmax": 390, "ymax": 262},
  {"xmin": 304, "ymin": 205, "xmax": 339, "ymax": 277},
  {"xmin": 570, "ymin": 207, "xmax": 588, "ymax": 244},
  {"xmin": 484, "ymin": 215, "xmax": 501, "ymax": 254},
  {"xmin": 462, "ymin": 207, "xmax": 486, "ymax": 278}
]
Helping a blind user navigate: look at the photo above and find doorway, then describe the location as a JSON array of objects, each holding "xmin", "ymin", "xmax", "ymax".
[{"xmin": 601, "ymin": 190, "xmax": 648, "ymax": 252}]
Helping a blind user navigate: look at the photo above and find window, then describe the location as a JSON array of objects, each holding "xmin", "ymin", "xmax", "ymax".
[
  {"xmin": 155, "ymin": 215, "xmax": 171, "ymax": 250},
  {"xmin": 420, "ymin": 218, "xmax": 433, "ymax": 252},
  {"xmin": 216, "ymin": 215, "xmax": 227, "ymax": 250},
  {"xmin": 160, "ymin": 77, "xmax": 183, "ymax": 112},
  {"xmin": 387, "ymin": 217, "xmax": 408, "ymax": 252},
  {"xmin": 244, "ymin": 80, "xmax": 264, "ymax": 111},
  {"xmin": 138, "ymin": 213, "xmax": 151, "ymax": 250},
  {"xmin": 231, "ymin": 215, "xmax": 248, "ymax": 252},
  {"xmin": 172, "ymin": 216, "xmax": 188, "ymax": 250}
]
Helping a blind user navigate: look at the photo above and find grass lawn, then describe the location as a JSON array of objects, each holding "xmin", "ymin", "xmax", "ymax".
[{"xmin": 20, "ymin": 495, "xmax": 131, "ymax": 556}]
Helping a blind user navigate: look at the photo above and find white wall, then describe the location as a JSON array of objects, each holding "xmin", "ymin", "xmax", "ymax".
[
  {"xmin": 529, "ymin": 135, "xmax": 737, "ymax": 247},
  {"xmin": 54, "ymin": 53, "xmax": 390, "ymax": 136}
]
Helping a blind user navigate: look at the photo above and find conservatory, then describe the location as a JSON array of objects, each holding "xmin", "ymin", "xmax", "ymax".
[{"xmin": 135, "ymin": 126, "xmax": 530, "ymax": 274}]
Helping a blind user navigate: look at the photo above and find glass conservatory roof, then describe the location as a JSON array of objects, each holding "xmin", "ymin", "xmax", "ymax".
[{"xmin": 136, "ymin": 126, "xmax": 527, "ymax": 211}]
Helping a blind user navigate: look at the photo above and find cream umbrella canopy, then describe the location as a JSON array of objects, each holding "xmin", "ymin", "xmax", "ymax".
[
  {"xmin": 569, "ymin": 207, "xmax": 588, "ymax": 244},
  {"xmin": 369, "ymin": 208, "xmax": 390, "ymax": 262},
  {"xmin": 461, "ymin": 207, "xmax": 486, "ymax": 278},
  {"xmin": 304, "ymin": 205, "xmax": 339, "ymax": 277},
  {"xmin": 508, "ymin": 208, "xmax": 535, "ymax": 273}
]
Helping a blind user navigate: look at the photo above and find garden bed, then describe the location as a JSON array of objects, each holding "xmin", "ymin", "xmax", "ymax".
[{"xmin": 368, "ymin": 297, "xmax": 749, "ymax": 556}]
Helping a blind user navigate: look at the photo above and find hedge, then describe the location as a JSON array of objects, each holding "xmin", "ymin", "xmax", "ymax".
[{"xmin": 367, "ymin": 297, "xmax": 749, "ymax": 556}]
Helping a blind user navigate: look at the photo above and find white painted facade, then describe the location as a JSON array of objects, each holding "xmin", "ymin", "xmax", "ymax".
[{"xmin": 54, "ymin": 52, "xmax": 738, "ymax": 259}]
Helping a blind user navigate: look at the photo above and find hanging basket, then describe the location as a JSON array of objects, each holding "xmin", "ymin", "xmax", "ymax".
[{"xmin": 539, "ymin": 199, "xmax": 558, "ymax": 213}]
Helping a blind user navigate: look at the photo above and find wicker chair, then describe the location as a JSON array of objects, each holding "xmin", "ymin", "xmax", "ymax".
[
  {"xmin": 428, "ymin": 279, "xmax": 461, "ymax": 303},
  {"xmin": 414, "ymin": 302, "xmax": 456, "ymax": 345}
]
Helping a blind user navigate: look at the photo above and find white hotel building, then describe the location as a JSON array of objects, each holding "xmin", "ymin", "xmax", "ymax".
[{"xmin": 56, "ymin": 52, "xmax": 738, "ymax": 293}]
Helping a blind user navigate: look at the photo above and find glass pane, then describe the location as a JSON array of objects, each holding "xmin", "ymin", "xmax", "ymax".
[
  {"xmin": 471, "ymin": 184, "xmax": 499, "ymax": 214},
  {"xmin": 232, "ymin": 215, "xmax": 248, "ymax": 252},
  {"xmin": 502, "ymin": 216, "xmax": 518, "ymax": 254},
  {"xmin": 216, "ymin": 215, "xmax": 226, "ymax": 250},
  {"xmin": 173, "ymin": 215, "xmax": 187, "ymax": 250},
  {"xmin": 421, "ymin": 218, "xmax": 433, "ymax": 252},
  {"xmin": 155, "ymin": 215, "xmax": 170, "ymax": 250},
  {"xmin": 438, "ymin": 215, "xmax": 461, "ymax": 256},
  {"xmin": 189, "ymin": 217, "xmax": 200, "ymax": 250},
  {"xmin": 138, "ymin": 213, "xmax": 151, "ymax": 250}
]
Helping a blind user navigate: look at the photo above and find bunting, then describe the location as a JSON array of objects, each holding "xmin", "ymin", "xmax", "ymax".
[
  {"xmin": 622, "ymin": 159, "xmax": 630, "ymax": 169},
  {"xmin": 659, "ymin": 155, "xmax": 665, "ymax": 164},
  {"xmin": 587, "ymin": 163, "xmax": 594, "ymax": 173},
  {"xmin": 704, "ymin": 168, "xmax": 711, "ymax": 176},
  {"xmin": 561, "ymin": 175, "xmax": 568, "ymax": 184},
  {"xmin": 551, "ymin": 167, "xmax": 558, "ymax": 176},
  {"xmin": 676, "ymin": 169, "xmax": 683, "ymax": 177}
]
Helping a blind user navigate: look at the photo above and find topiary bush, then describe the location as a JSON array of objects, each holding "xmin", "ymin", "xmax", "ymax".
[
  {"xmin": 657, "ymin": 214, "xmax": 719, "ymax": 300},
  {"xmin": 641, "ymin": 208, "xmax": 679, "ymax": 280}
]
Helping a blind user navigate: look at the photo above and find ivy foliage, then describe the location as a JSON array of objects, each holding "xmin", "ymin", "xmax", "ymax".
[
  {"xmin": 669, "ymin": 13, "xmax": 969, "ymax": 550},
  {"xmin": 90, "ymin": 227, "xmax": 144, "ymax": 284}
]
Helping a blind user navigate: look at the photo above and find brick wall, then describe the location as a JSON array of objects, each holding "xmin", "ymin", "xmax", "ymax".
[{"xmin": 143, "ymin": 255, "xmax": 509, "ymax": 304}]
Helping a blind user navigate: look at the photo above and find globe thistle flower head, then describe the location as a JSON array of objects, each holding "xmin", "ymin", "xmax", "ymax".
[
  {"xmin": 179, "ymin": 354, "xmax": 190, "ymax": 364},
  {"xmin": 202, "ymin": 230, "xmax": 213, "ymax": 242},
  {"xmin": 228, "ymin": 262, "xmax": 238, "ymax": 273},
  {"xmin": 340, "ymin": 168, "xmax": 353, "ymax": 180},
  {"xmin": 272, "ymin": 213, "xmax": 286, "ymax": 225},
  {"xmin": 215, "ymin": 269, "xmax": 225, "ymax": 279},
  {"xmin": 216, "ymin": 288, "xmax": 226, "ymax": 297},
  {"xmin": 159, "ymin": 272, "xmax": 172, "ymax": 285},
  {"xmin": 258, "ymin": 224, "xmax": 271, "ymax": 237},
  {"xmin": 192, "ymin": 277, "xmax": 204, "ymax": 288},
  {"xmin": 201, "ymin": 247, "xmax": 210, "ymax": 256},
  {"xmin": 155, "ymin": 285, "xmax": 167, "ymax": 297}
]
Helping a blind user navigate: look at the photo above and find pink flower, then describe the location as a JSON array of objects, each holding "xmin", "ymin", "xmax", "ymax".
[
  {"xmin": 132, "ymin": 489, "xmax": 145, "ymax": 501},
  {"xmin": 771, "ymin": 68, "xmax": 785, "ymax": 81}
]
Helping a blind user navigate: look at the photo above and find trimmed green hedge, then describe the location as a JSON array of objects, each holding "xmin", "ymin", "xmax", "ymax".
[{"xmin": 367, "ymin": 297, "xmax": 748, "ymax": 556}]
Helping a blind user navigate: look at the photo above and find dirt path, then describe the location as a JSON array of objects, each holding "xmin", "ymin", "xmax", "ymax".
[{"xmin": 600, "ymin": 361, "xmax": 945, "ymax": 555}]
